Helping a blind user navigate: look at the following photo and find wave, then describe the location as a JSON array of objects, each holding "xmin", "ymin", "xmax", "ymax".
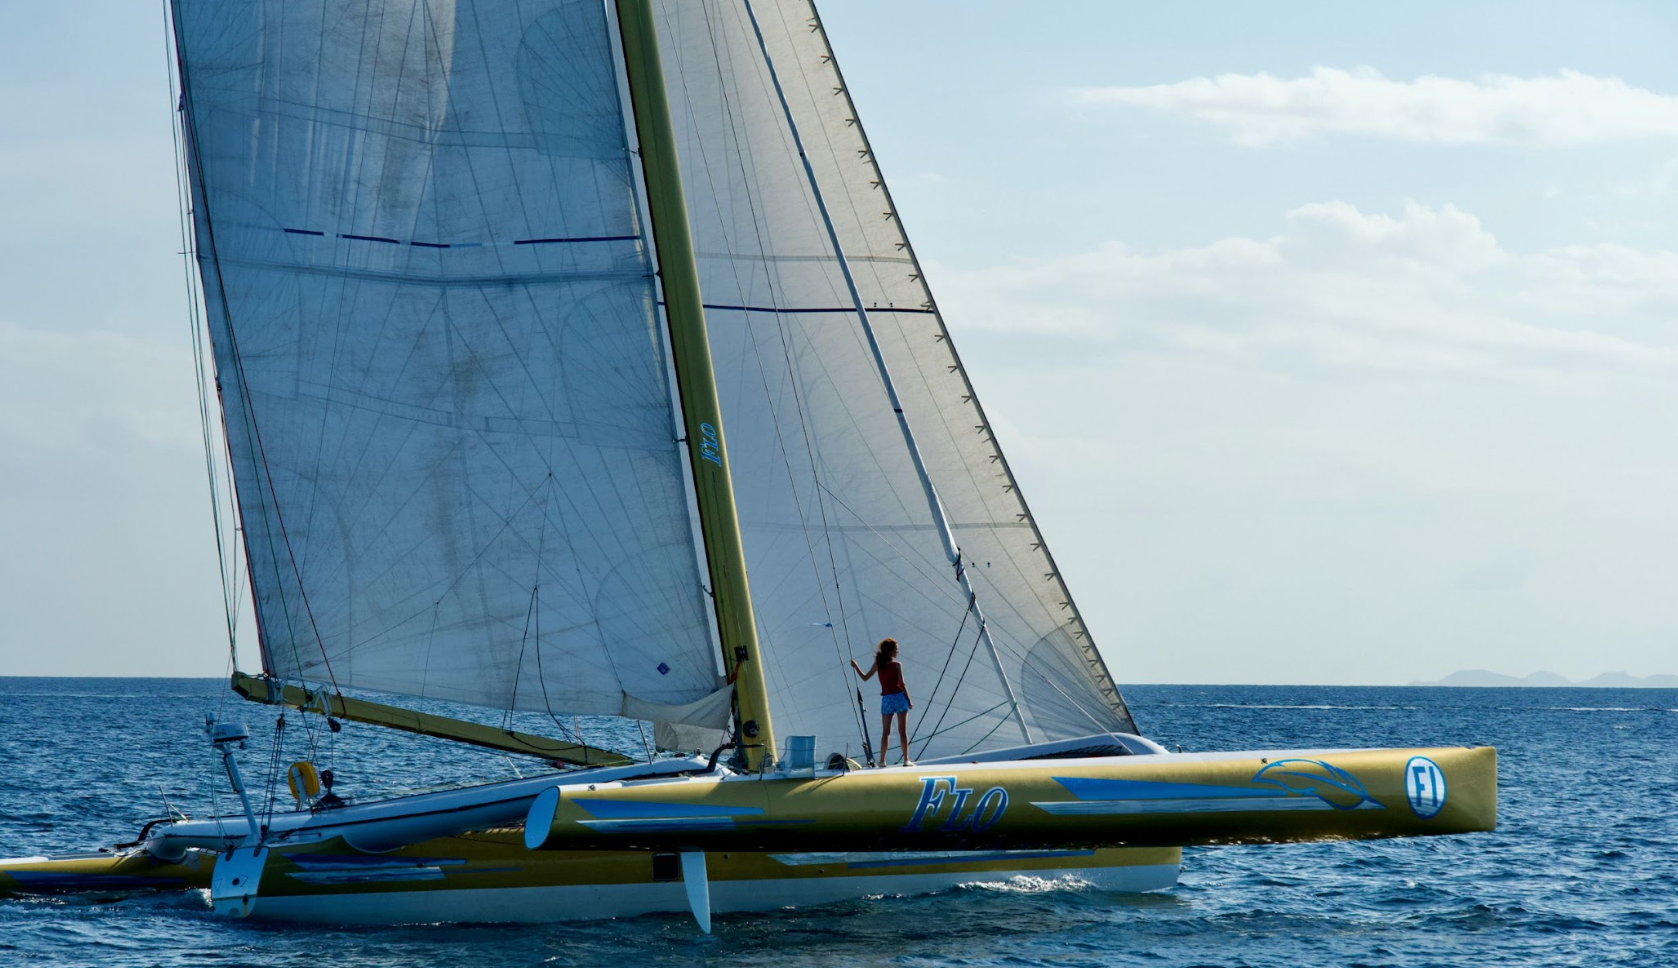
[
  {"xmin": 1550, "ymin": 706, "xmax": 1665, "ymax": 713},
  {"xmin": 1166, "ymin": 703, "xmax": 1420, "ymax": 711}
]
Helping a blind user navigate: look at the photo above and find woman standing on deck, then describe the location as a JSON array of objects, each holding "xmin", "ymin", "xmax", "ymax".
[{"xmin": 852, "ymin": 638, "xmax": 912, "ymax": 767}]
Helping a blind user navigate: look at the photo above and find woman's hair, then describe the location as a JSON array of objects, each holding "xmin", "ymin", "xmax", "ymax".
[{"xmin": 875, "ymin": 637, "xmax": 898, "ymax": 663}]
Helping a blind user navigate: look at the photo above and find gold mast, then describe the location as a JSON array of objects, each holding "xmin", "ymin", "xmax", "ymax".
[{"xmin": 613, "ymin": 0, "xmax": 776, "ymax": 771}]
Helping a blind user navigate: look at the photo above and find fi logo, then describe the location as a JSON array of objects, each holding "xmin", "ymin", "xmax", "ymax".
[
  {"xmin": 1404, "ymin": 756, "xmax": 1447, "ymax": 819},
  {"xmin": 902, "ymin": 776, "xmax": 1009, "ymax": 833}
]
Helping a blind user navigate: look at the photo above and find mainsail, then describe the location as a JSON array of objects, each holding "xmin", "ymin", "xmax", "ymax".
[
  {"xmin": 652, "ymin": 0, "xmax": 1136, "ymax": 757},
  {"xmin": 173, "ymin": 0, "xmax": 728, "ymax": 726}
]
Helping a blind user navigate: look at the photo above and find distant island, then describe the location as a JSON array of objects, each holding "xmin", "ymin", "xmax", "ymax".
[{"xmin": 1411, "ymin": 670, "xmax": 1678, "ymax": 688}]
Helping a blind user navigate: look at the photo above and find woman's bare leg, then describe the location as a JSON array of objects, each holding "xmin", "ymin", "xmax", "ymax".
[
  {"xmin": 896, "ymin": 713, "xmax": 909, "ymax": 763},
  {"xmin": 879, "ymin": 714, "xmax": 893, "ymax": 767}
]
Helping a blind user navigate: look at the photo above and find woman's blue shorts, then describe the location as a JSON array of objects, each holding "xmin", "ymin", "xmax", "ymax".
[{"xmin": 881, "ymin": 692, "xmax": 909, "ymax": 716}]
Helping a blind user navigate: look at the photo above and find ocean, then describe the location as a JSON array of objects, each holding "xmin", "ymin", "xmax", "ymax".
[{"xmin": 1, "ymin": 678, "xmax": 1674, "ymax": 967}]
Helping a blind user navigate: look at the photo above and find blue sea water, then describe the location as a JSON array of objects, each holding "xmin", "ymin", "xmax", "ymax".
[{"xmin": 1, "ymin": 678, "xmax": 1675, "ymax": 967}]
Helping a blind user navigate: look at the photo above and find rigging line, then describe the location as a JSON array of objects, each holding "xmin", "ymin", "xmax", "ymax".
[
  {"xmin": 510, "ymin": 472, "xmax": 558, "ymax": 718},
  {"xmin": 343, "ymin": 478, "xmax": 547, "ymax": 655},
  {"xmin": 162, "ymin": 1, "xmax": 240, "ymax": 666},
  {"xmin": 912, "ymin": 610, "xmax": 989, "ymax": 758},
  {"xmin": 917, "ymin": 613, "xmax": 1119, "ymax": 738},
  {"xmin": 522, "ymin": 475, "xmax": 586, "ymax": 755},
  {"xmin": 510, "ymin": 584, "xmax": 540, "ymax": 722},
  {"xmin": 286, "ymin": 673, "xmax": 325, "ymax": 762},
  {"xmin": 754, "ymin": 254, "xmax": 868, "ymax": 746},
  {"xmin": 163, "ymin": 1, "xmax": 246, "ymax": 664},
  {"xmin": 691, "ymin": 0, "xmax": 866, "ymax": 751},
  {"xmin": 853, "ymin": 686, "xmax": 874, "ymax": 766},
  {"xmin": 908, "ymin": 593, "xmax": 972, "ymax": 749},
  {"xmin": 955, "ymin": 704, "xmax": 1015, "ymax": 756},
  {"xmin": 419, "ymin": 601, "xmax": 441, "ymax": 701},
  {"xmin": 637, "ymin": 719, "xmax": 654, "ymax": 764},
  {"xmin": 260, "ymin": 715, "xmax": 285, "ymax": 841},
  {"xmin": 810, "ymin": 480, "xmax": 964, "ymax": 598},
  {"xmin": 740, "ymin": 0, "xmax": 1030, "ymax": 744},
  {"xmin": 171, "ymin": 12, "xmax": 341, "ymax": 697},
  {"xmin": 981, "ymin": 635, "xmax": 1126, "ymax": 736},
  {"xmin": 912, "ymin": 698, "xmax": 1012, "ymax": 748}
]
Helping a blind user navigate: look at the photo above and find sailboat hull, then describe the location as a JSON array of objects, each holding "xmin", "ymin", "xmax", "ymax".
[
  {"xmin": 1, "ymin": 836, "xmax": 1179, "ymax": 924},
  {"xmin": 241, "ymin": 833, "xmax": 1180, "ymax": 924}
]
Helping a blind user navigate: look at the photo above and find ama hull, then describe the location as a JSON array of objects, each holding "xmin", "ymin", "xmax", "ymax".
[
  {"xmin": 1, "ymin": 834, "xmax": 1179, "ymax": 924},
  {"xmin": 0, "ymin": 850, "xmax": 215, "ymax": 895},
  {"xmin": 247, "ymin": 832, "xmax": 1179, "ymax": 923}
]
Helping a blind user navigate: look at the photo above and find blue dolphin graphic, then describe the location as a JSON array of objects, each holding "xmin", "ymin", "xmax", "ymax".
[{"xmin": 1252, "ymin": 759, "xmax": 1380, "ymax": 810}]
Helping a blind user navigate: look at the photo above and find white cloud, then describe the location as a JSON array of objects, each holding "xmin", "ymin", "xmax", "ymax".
[
  {"xmin": 934, "ymin": 200, "xmax": 1678, "ymax": 386},
  {"xmin": 933, "ymin": 203, "xmax": 1678, "ymax": 684},
  {"xmin": 1075, "ymin": 68, "xmax": 1678, "ymax": 146}
]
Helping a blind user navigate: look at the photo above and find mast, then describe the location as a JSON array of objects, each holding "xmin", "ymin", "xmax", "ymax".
[
  {"xmin": 738, "ymin": 0, "xmax": 1032, "ymax": 744},
  {"xmin": 613, "ymin": 0, "xmax": 777, "ymax": 771}
]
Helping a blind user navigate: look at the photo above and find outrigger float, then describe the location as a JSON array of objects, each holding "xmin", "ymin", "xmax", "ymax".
[{"xmin": 2, "ymin": 0, "xmax": 1495, "ymax": 931}]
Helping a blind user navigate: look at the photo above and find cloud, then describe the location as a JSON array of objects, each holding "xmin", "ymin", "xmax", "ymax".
[
  {"xmin": 933, "ymin": 200, "xmax": 1678, "ymax": 385},
  {"xmin": 1074, "ymin": 68, "xmax": 1678, "ymax": 147}
]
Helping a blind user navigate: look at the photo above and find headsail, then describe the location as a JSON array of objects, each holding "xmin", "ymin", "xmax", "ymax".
[
  {"xmin": 651, "ymin": 0, "xmax": 1137, "ymax": 758},
  {"xmin": 172, "ymin": 0, "xmax": 727, "ymax": 727}
]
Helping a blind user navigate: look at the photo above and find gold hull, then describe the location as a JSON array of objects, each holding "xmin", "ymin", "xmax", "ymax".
[
  {"xmin": 0, "ymin": 849, "xmax": 215, "ymax": 895},
  {"xmin": 530, "ymin": 746, "xmax": 1497, "ymax": 852}
]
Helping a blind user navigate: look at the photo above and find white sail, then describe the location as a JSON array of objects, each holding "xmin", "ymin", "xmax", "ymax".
[
  {"xmin": 173, "ymin": 0, "xmax": 727, "ymax": 724},
  {"xmin": 652, "ymin": 0, "xmax": 1136, "ymax": 759}
]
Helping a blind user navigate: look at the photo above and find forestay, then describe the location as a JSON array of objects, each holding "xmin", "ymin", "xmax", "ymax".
[
  {"xmin": 173, "ymin": 0, "xmax": 728, "ymax": 725},
  {"xmin": 651, "ymin": 0, "xmax": 1136, "ymax": 759}
]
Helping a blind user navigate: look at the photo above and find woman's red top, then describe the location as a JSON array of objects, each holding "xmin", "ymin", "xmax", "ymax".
[{"xmin": 878, "ymin": 659, "xmax": 905, "ymax": 696}]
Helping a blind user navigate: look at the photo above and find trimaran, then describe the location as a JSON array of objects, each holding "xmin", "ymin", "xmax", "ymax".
[{"xmin": 0, "ymin": 0, "xmax": 1495, "ymax": 932}]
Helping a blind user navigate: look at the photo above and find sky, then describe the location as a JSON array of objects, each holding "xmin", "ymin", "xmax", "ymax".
[{"xmin": 2, "ymin": 2, "xmax": 1676, "ymax": 684}]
